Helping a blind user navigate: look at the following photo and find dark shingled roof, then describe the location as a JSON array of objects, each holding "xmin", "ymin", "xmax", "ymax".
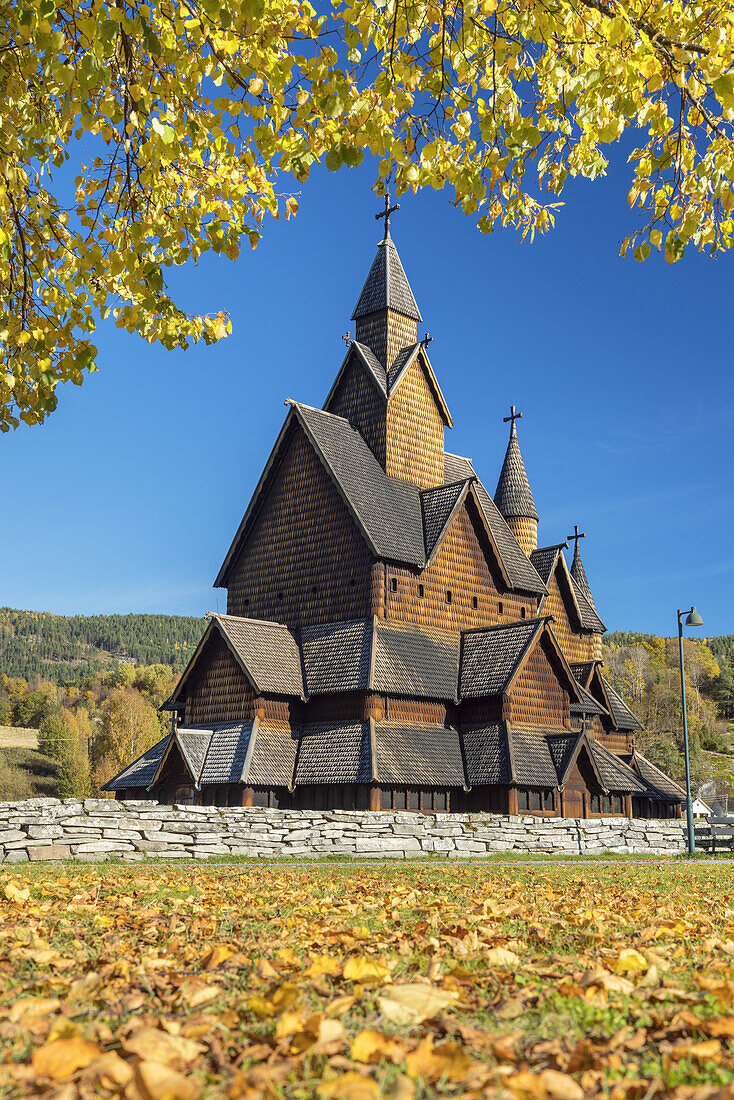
[
  {"xmin": 301, "ymin": 619, "xmax": 372, "ymax": 694},
  {"xmin": 213, "ymin": 614, "xmax": 304, "ymax": 696},
  {"xmin": 295, "ymin": 722, "xmax": 372, "ymax": 784},
  {"xmin": 629, "ymin": 751, "xmax": 685, "ymax": 801},
  {"xmin": 177, "ymin": 731, "xmax": 212, "ymax": 780},
  {"xmin": 570, "ymin": 543, "xmax": 595, "ymax": 607},
  {"xmin": 547, "ymin": 732, "xmax": 581, "ymax": 782},
  {"xmin": 374, "ymin": 723, "xmax": 465, "ymax": 785},
  {"xmin": 247, "ymin": 721, "xmax": 298, "ymax": 787},
  {"xmin": 472, "ymin": 479, "xmax": 547, "ymax": 596},
  {"xmin": 421, "ymin": 480, "xmax": 470, "ymax": 560},
  {"xmin": 589, "ymin": 738, "xmax": 647, "ymax": 794},
  {"xmin": 352, "ymin": 341, "xmax": 388, "ymax": 397},
  {"xmin": 570, "ymin": 576, "xmax": 606, "ymax": 633},
  {"xmin": 102, "ymin": 735, "xmax": 170, "ymax": 791},
  {"xmin": 530, "ymin": 546, "xmax": 565, "ymax": 587},
  {"xmin": 570, "ymin": 683, "xmax": 607, "ymax": 716},
  {"xmin": 373, "ymin": 622, "xmax": 460, "ymax": 699},
  {"xmin": 460, "ymin": 620, "xmax": 543, "ymax": 698},
  {"xmin": 199, "ymin": 721, "xmax": 255, "ymax": 786},
  {"xmin": 295, "ymin": 402, "xmax": 426, "ymax": 565},
  {"xmin": 387, "ymin": 343, "xmax": 418, "ymax": 392},
  {"xmin": 351, "ymin": 234, "xmax": 422, "ymax": 323},
  {"xmin": 494, "ymin": 421, "xmax": 539, "ymax": 522},
  {"xmin": 461, "ymin": 724, "xmax": 512, "ymax": 785},
  {"xmin": 509, "ymin": 726, "xmax": 562, "ymax": 788},
  {"xmin": 601, "ymin": 676, "xmax": 643, "ymax": 731},
  {"xmin": 570, "ymin": 662, "xmax": 595, "ymax": 690},
  {"xmin": 302, "ymin": 618, "xmax": 459, "ymax": 700}
]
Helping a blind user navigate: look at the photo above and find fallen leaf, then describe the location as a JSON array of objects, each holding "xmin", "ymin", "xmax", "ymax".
[
  {"xmin": 486, "ymin": 946, "xmax": 521, "ymax": 970},
  {"xmin": 343, "ymin": 957, "xmax": 391, "ymax": 984},
  {"xmin": 32, "ymin": 1038, "xmax": 102, "ymax": 1081},
  {"xmin": 134, "ymin": 1060, "xmax": 202, "ymax": 1100},
  {"xmin": 248, "ymin": 983, "xmax": 300, "ymax": 1019},
  {"xmin": 123, "ymin": 1027, "xmax": 206, "ymax": 1067},
  {"xmin": 317, "ymin": 1071, "xmax": 380, "ymax": 1099},
  {"xmin": 405, "ymin": 1036, "xmax": 474, "ymax": 1081},
  {"xmin": 351, "ymin": 1030, "xmax": 407, "ymax": 1064}
]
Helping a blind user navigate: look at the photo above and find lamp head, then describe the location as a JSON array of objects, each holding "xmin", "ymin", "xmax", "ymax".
[{"xmin": 685, "ymin": 607, "xmax": 704, "ymax": 627}]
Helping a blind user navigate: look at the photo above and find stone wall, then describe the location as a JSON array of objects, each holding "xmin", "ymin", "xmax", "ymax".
[{"xmin": 0, "ymin": 799, "xmax": 687, "ymax": 861}]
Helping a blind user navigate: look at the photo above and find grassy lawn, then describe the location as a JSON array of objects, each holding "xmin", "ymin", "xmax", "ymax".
[{"xmin": 1, "ymin": 862, "xmax": 734, "ymax": 1099}]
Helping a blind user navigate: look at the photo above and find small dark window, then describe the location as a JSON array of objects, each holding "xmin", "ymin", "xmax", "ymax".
[
  {"xmin": 381, "ymin": 788, "xmax": 392, "ymax": 810},
  {"xmin": 544, "ymin": 790, "xmax": 554, "ymax": 811},
  {"xmin": 445, "ymin": 590, "xmax": 452, "ymax": 604},
  {"xmin": 521, "ymin": 607, "xmax": 526, "ymax": 618},
  {"xmin": 530, "ymin": 790, "xmax": 542, "ymax": 811},
  {"xmin": 277, "ymin": 592, "xmax": 283, "ymax": 601},
  {"xmin": 311, "ymin": 584, "xmax": 318, "ymax": 594},
  {"xmin": 356, "ymin": 786, "xmax": 370, "ymax": 810},
  {"xmin": 390, "ymin": 577, "xmax": 397, "ymax": 592},
  {"xmin": 394, "ymin": 789, "xmax": 407, "ymax": 810},
  {"xmin": 417, "ymin": 584, "xmax": 424, "ymax": 598},
  {"xmin": 215, "ymin": 787, "xmax": 227, "ymax": 807},
  {"xmin": 408, "ymin": 789, "xmax": 420, "ymax": 811},
  {"xmin": 498, "ymin": 602, "xmax": 503, "ymax": 615},
  {"xmin": 349, "ymin": 578, "xmax": 355, "ymax": 588},
  {"xmin": 472, "ymin": 596, "xmax": 478, "ymax": 609},
  {"xmin": 244, "ymin": 598, "xmax": 250, "ymax": 607},
  {"xmin": 518, "ymin": 789, "xmax": 530, "ymax": 811},
  {"xmin": 435, "ymin": 791, "xmax": 447, "ymax": 811},
  {"xmin": 252, "ymin": 789, "xmax": 268, "ymax": 808}
]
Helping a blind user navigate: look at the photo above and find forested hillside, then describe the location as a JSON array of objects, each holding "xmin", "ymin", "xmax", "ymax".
[
  {"xmin": 0, "ymin": 608, "xmax": 204, "ymax": 680},
  {"xmin": 602, "ymin": 631, "xmax": 734, "ymax": 796}
]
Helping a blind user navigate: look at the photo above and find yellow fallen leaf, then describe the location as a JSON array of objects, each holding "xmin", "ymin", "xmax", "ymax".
[
  {"xmin": 351, "ymin": 1029, "xmax": 407, "ymax": 1064},
  {"xmin": 3, "ymin": 882, "xmax": 30, "ymax": 902},
  {"xmin": 178, "ymin": 980, "xmax": 222, "ymax": 1009},
  {"xmin": 377, "ymin": 984, "xmax": 459, "ymax": 1026},
  {"xmin": 123, "ymin": 1027, "xmax": 206, "ymax": 1067},
  {"xmin": 539, "ymin": 1069, "xmax": 585, "ymax": 1100},
  {"xmin": 10, "ymin": 997, "xmax": 61, "ymax": 1023},
  {"xmin": 485, "ymin": 946, "xmax": 521, "ymax": 970},
  {"xmin": 343, "ymin": 957, "xmax": 391, "ymax": 984},
  {"xmin": 32, "ymin": 1038, "xmax": 102, "ymax": 1081},
  {"xmin": 614, "ymin": 949, "xmax": 648, "ymax": 975},
  {"xmin": 83, "ymin": 1052, "xmax": 134, "ymax": 1089},
  {"xmin": 580, "ymin": 968, "xmax": 634, "ymax": 995},
  {"xmin": 248, "ymin": 982, "xmax": 300, "ymax": 1019},
  {"xmin": 202, "ymin": 944, "xmax": 237, "ymax": 969},
  {"xmin": 306, "ymin": 955, "xmax": 343, "ymax": 979},
  {"xmin": 325, "ymin": 994, "xmax": 356, "ymax": 1017},
  {"xmin": 405, "ymin": 1036, "xmax": 474, "ymax": 1081},
  {"xmin": 318, "ymin": 1072, "xmax": 379, "ymax": 1100},
  {"xmin": 135, "ymin": 1060, "xmax": 202, "ymax": 1100}
]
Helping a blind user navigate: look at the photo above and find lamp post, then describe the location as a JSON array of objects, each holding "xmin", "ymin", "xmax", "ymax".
[{"xmin": 678, "ymin": 606, "xmax": 704, "ymax": 856}]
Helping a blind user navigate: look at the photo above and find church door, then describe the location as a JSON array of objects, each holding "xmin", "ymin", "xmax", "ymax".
[{"xmin": 562, "ymin": 789, "xmax": 584, "ymax": 818}]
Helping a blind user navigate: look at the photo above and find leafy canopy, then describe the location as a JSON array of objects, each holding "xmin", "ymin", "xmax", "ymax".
[{"xmin": 3, "ymin": 0, "xmax": 734, "ymax": 429}]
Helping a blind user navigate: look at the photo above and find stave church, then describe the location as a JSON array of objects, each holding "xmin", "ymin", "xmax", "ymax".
[{"xmin": 105, "ymin": 201, "xmax": 684, "ymax": 819}]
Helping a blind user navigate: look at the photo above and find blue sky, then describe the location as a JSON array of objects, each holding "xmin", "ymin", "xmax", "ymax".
[{"xmin": 3, "ymin": 154, "xmax": 732, "ymax": 637}]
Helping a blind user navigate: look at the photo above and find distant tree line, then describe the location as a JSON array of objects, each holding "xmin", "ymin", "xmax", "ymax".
[
  {"xmin": 0, "ymin": 608, "xmax": 204, "ymax": 680},
  {"xmin": 603, "ymin": 632, "xmax": 734, "ymax": 796}
]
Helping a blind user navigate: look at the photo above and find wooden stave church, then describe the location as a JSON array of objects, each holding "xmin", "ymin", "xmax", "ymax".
[{"xmin": 105, "ymin": 212, "xmax": 684, "ymax": 819}]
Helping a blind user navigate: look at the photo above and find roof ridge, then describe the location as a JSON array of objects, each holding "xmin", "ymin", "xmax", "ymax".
[
  {"xmin": 462, "ymin": 615, "xmax": 551, "ymax": 637},
  {"xmin": 210, "ymin": 612, "xmax": 292, "ymax": 631}
]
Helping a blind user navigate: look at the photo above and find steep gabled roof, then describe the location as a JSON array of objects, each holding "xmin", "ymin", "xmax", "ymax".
[
  {"xmin": 460, "ymin": 619, "xmax": 545, "ymax": 698},
  {"xmin": 164, "ymin": 614, "xmax": 304, "ymax": 707},
  {"xmin": 421, "ymin": 479, "xmax": 472, "ymax": 561},
  {"xmin": 589, "ymin": 738, "xmax": 647, "ymax": 793},
  {"xmin": 601, "ymin": 675, "xmax": 643, "ymax": 732},
  {"xmin": 351, "ymin": 234, "xmax": 422, "ymax": 323},
  {"xmin": 460, "ymin": 724, "xmax": 512, "ymax": 786},
  {"xmin": 530, "ymin": 544, "xmax": 567, "ymax": 587},
  {"xmin": 494, "ymin": 421, "xmax": 538, "ymax": 522},
  {"xmin": 570, "ymin": 682, "xmax": 608, "ymax": 716},
  {"xmin": 534, "ymin": 545, "xmax": 606, "ymax": 633},
  {"xmin": 628, "ymin": 750, "xmax": 685, "ymax": 800},
  {"xmin": 294, "ymin": 722, "xmax": 372, "ymax": 785},
  {"xmin": 323, "ymin": 341, "xmax": 388, "ymax": 413},
  {"xmin": 570, "ymin": 542, "xmax": 595, "ymax": 607},
  {"xmin": 102, "ymin": 735, "xmax": 170, "ymax": 791},
  {"xmin": 471, "ymin": 477, "xmax": 547, "ymax": 596},
  {"xmin": 199, "ymin": 721, "xmax": 255, "ymax": 785},
  {"xmin": 570, "ymin": 661, "xmax": 595, "ymax": 690},
  {"xmin": 570, "ymin": 575, "xmax": 606, "ymax": 633}
]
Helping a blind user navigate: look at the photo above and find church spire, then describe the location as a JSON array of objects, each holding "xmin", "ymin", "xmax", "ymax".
[
  {"xmin": 568, "ymin": 525, "xmax": 597, "ymax": 610},
  {"xmin": 494, "ymin": 406, "xmax": 539, "ymax": 555},
  {"xmin": 351, "ymin": 193, "xmax": 422, "ymax": 368}
]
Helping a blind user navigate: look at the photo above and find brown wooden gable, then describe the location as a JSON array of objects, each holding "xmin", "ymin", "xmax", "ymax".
[
  {"xmin": 506, "ymin": 633, "xmax": 570, "ymax": 727},
  {"xmin": 383, "ymin": 493, "xmax": 535, "ymax": 630},
  {"xmin": 324, "ymin": 349, "xmax": 387, "ymax": 466},
  {"xmin": 540, "ymin": 558, "xmax": 596, "ymax": 665},
  {"xmin": 152, "ymin": 739, "xmax": 195, "ymax": 791},
  {"xmin": 226, "ymin": 423, "xmax": 374, "ymax": 628},
  {"xmin": 386, "ymin": 354, "xmax": 445, "ymax": 488},
  {"xmin": 184, "ymin": 627, "xmax": 255, "ymax": 727}
]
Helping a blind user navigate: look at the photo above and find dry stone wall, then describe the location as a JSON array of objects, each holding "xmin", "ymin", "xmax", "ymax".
[{"xmin": 0, "ymin": 799, "xmax": 687, "ymax": 861}]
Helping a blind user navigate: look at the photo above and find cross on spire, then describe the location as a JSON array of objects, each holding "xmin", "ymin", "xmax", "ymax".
[
  {"xmin": 503, "ymin": 405, "xmax": 523, "ymax": 429},
  {"xmin": 341, "ymin": 331, "xmax": 352, "ymax": 347},
  {"xmin": 376, "ymin": 192, "xmax": 400, "ymax": 238},
  {"xmin": 567, "ymin": 524, "xmax": 586, "ymax": 551}
]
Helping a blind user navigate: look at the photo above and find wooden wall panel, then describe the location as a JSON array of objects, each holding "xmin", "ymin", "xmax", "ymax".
[
  {"xmin": 227, "ymin": 427, "xmax": 373, "ymax": 628},
  {"xmin": 185, "ymin": 631, "xmax": 255, "ymax": 726},
  {"xmin": 508, "ymin": 642, "xmax": 568, "ymax": 726},
  {"xmin": 354, "ymin": 309, "xmax": 418, "ymax": 371},
  {"xmin": 542, "ymin": 570, "xmax": 597, "ymax": 665},
  {"xmin": 325, "ymin": 357, "xmax": 386, "ymax": 467},
  {"xmin": 386, "ymin": 698, "xmax": 449, "ymax": 724},
  {"xmin": 380, "ymin": 501, "xmax": 537, "ymax": 632},
  {"xmin": 506, "ymin": 516, "xmax": 538, "ymax": 555},
  {"xmin": 386, "ymin": 357, "xmax": 444, "ymax": 488}
]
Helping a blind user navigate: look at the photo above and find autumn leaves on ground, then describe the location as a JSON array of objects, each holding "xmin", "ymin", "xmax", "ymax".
[{"xmin": 2, "ymin": 864, "xmax": 734, "ymax": 1100}]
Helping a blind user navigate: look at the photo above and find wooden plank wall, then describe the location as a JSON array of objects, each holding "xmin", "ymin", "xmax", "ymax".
[
  {"xmin": 385, "ymin": 356, "xmax": 444, "ymax": 488},
  {"xmin": 185, "ymin": 631, "xmax": 255, "ymax": 725}
]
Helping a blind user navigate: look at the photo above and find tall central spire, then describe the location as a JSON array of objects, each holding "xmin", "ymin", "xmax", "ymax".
[{"xmin": 351, "ymin": 194, "xmax": 422, "ymax": 369}]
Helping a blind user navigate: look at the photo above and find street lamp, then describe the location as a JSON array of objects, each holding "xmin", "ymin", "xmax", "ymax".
[{"xmin": 678, "ymin": 606, "xmax": 704, "ymax": 855}]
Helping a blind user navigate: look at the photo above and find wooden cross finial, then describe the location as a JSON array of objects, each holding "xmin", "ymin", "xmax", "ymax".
[
  {"xmin": 342, "ymin": 331, "xmax": 352, "ymax": 346},
  {"xmin": 376, "ymin": 191, "xmax": 400, "ymax": 237},
  {"xmin": 567, "ymin": 524, "xmax": 586, "ymax": 550},
  {"xmin": 421, "ymin": 332, "xmax": 433, "ymax": 348},
  {"xmin": 503, "ymin": 404, "xmax": 523, "ymax": 427}
]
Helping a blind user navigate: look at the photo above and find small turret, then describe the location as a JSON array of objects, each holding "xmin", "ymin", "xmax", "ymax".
[
  {"xmin": 494, "ymin": 406, "xmax": 538, "ymax": 555},
  {"xmin": 568, "ymin": 524, "xmax": 598, "ymax": 611}
]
